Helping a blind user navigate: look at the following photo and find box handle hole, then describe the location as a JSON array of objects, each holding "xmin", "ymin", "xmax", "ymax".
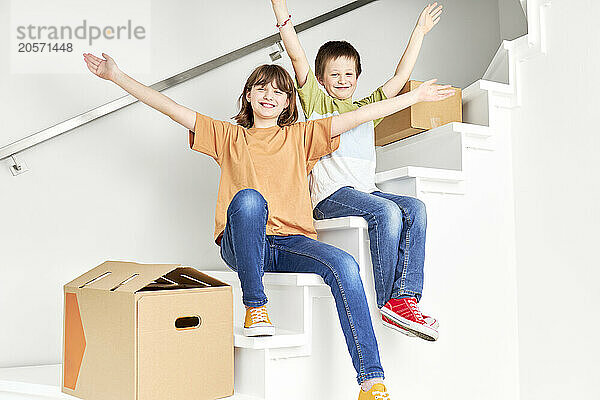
[{"xmin": 175, "ymin": 316, "xmax": 201, "ymax": 330}]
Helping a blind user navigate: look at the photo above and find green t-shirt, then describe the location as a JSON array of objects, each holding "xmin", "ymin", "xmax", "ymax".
[{"xmin": 296, "ymin": 68, "xmax": 387, "ymax": 207}]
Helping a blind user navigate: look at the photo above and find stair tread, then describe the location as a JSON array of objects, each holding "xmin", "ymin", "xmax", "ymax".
[
  {"xmin": 234, "ymin": 327, "xmax": 307, "ymax": 349},
  {"xmin": 375, "ymin": 166, "xmax": 464, "ymax": 184},
  {"xmin": 378, "ymin": 122, "xmax": 491, "ymax": 153},
  {"xmin": 314, "ymin": 215, "xmax": 368, "ymax": 231},
  {"xmin": 453, "ymin": 122, "xmax": 492, "ymax": 136},
  {"xmin": 463, "ymin": 79, "xmax": 514, "ymax": 102},
  {"xmin": 202, "ymin": 269, "xmax": 327, "ymax": 287}
]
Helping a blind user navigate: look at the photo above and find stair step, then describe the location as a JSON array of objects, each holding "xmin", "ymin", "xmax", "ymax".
[
  {"xmin": 376, "ymin": 166, "xmax": 464, "ymax": 182},
  {"xmin": 200, "ymin": 217, "xmax": 371, "ymax": 356},
  {"xmin": 314, "ymin": 215, "xmax": 367, "ymax": 231},
  {"xmin": 200, "ymin": 270, "xmax": 321, "ymax": 352},
  {"xmin": 234, "ymin": 327, "xmax": 307, "ymax": 349},
  {"xmin": 462, "ymin": 78, "xmax": 516, "ymax": 126},
  {"xmin": 375, "ymin": 166, "xmax": 465, "ymax": 195},
  {"xmin": 376, "ymin": 122, "xmax": 493, "ymax": 172},
  {"xmin": 453, "ymin": 122, "xmax": 493, "ymax": 138},
  {"xmin": 463, "ymin": 79, "xmax": 513, "ymax": 102},
  {"xmin": 204, "ymin": 270, "xmax": 326, "ymax": 288},
  {"xmin": 201, "ymin": 217, "xmax": 370, "ymax": 354},
  {"xmin": 0, "ymin": 364, "xmax": 261, "ymax": 400}
]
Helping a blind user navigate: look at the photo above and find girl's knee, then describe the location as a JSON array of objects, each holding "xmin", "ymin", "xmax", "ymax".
[
  {"xmin": 327, "ymin": 251, "xmax": 363, "ymax": 291},
  {"xmin": 229, "ymin": 189, "xmax": 267, "ymax": 216},
  {"xmin": 407, "ymin": 198, "xmax": 427, "ymax": 228}
]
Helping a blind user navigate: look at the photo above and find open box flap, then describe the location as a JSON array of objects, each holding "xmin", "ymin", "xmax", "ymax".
[
  {"xmin": 163, "ymin": 267, "xmax": 229, "ymax": 288},
  {"xmin": 65, "ymin": 260, "xmax": 181, "ymax": 293}
]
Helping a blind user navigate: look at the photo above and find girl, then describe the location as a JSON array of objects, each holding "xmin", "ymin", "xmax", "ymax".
[{"xmin": 83, "ymin": 52, "xmax": 454, "ymax": 400}]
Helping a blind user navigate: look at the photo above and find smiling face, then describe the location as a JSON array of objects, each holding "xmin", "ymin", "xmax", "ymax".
[
  {"xmin": 234, "ymin": 64, "xmax": 298, "ymax": 129},
  {"xmin": 245, "ymin": 81, "xmax": 290, "ymax": 123},
  {"xmin": 317, "ymin": 56, "xmax": 358, "ymax": 100}
]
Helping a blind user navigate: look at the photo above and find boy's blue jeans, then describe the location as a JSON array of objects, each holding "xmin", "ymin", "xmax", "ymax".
[
  {"xmin": 313, "ymin": 187, "xmax": 426, "ymax": 308},
  {"xmin": 219, "ymin": 189, "xmax": 385, "ymax": 384}
]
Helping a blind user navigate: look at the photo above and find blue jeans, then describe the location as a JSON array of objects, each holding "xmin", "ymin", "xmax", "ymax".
[
  {"xmin": 220, "ymin": 189, "xmax": 384, "ymax": 384},
  {"xmin": 313, "ymin": 187, "xmax": 427, "ymax": 308}
]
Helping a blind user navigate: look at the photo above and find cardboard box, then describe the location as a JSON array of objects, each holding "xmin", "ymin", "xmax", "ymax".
[
  {"xmin": 375, "ymin": 80, "xmax": 462, "ymax": 146},
  {"xmin": 62, "ymin": 260, "xmax": 233, "ymax": 400}
]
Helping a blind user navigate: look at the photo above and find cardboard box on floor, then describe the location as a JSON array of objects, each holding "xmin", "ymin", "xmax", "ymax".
[
  {"xmin": 62, "ymin": 260, "xmax": 233, "ymax": 400},
  {"xmin": 375, "ymin": 80, "xmax": 462, "ymax": 146}
]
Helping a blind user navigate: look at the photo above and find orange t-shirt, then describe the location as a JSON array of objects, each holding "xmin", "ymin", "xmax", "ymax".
[{"xmin": 188, "ymin": 113, "xmax": 339, "ymax": 243}]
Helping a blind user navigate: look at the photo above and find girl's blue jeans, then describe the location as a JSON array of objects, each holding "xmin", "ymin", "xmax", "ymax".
[
  {"xmin": 219, "ymin": 189, "xmax": 385, "ymax": 384},
  {"xmin": 313, "ymin": 186, "xmax": 427, "ymax": 308}
]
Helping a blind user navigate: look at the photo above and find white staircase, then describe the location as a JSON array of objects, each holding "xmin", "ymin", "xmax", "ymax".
[{"xmin": 0, "ymin": 1, "xmax": 552, "ymax": 399}]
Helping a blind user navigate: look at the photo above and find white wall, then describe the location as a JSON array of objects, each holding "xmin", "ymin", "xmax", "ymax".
[
  {"xmin": 509, "ymin": 1, "xmax": 600, "ymax": 399},
  {"xmin": 0, "ymin": 0, "xmax": 502, "ymax": 367}
]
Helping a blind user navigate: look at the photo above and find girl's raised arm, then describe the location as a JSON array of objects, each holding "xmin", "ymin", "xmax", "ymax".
[
  {"xmin": 271, "ymin": 0, "xmax": 311, "ymax": 87},
  {"xmin": 330, "ymin": 79, "xmax": 455, "ymax": 137},
  {"xmin": 83, "ymin": 53, "xmax": 196, "ymax": 131}
]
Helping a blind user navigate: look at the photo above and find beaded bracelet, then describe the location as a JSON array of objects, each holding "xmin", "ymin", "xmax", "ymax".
[{"xmin": 276, "ymin": 14, "xmax": 292, "ymax": 29}]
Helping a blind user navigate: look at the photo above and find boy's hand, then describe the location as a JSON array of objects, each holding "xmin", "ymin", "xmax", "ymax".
[
  {"xmin": 412, "ymin": 79, "xmax": 455, "ymax": 102},
  {"xmin": 83, "ymin": 52, "xmax": 120, "ymax": 81},
  {"xmin": 417, "ymin": 2, "xmax": 443, "ymax": 34}
]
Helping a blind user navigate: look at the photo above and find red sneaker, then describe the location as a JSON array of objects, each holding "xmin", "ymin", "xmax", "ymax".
[
  {"xmin": 382, "ymin": 314, "xmax": 439, "ymax": 337},
  {"xmin": 381, "ymin": 298, "xmax": 439, "ymax": 341},
  {"xmin": 423, "ymin": 314, "xmax": 439, "ymax": 330}
]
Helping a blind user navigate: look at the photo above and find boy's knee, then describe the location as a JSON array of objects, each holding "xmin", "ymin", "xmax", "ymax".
[
  {"xmin": 229, "ymin": 189, "xmax": 267, "ymax": 216},
  {"xmin": 375, "ymin": 201, "xmax": 403, "ymax": 231}
]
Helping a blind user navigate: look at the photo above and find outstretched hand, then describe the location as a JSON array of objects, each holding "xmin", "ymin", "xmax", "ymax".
[
  {"xmin": 413, "ymin": 79, "xmax": 455, "ymax": 102},
  {"xmin": 83, "ymin": 52, "xmax": 120, "ymax": 81},
  {"xmin": 417, "ymin": 2, "xmax": 443, "ymax": 34}
]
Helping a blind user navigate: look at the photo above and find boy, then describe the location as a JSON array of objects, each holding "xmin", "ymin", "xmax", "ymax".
[{"xmin": 270, "ymin": 0, "xmax": 443, "ymax": 348}]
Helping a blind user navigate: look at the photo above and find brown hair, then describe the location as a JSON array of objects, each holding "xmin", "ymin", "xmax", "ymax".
[
  {"xmin": 315, "ymin": 41, "xmax": 362, "ymax": 81},
  {"xmin": 233, "ymin": 64, "xmax": 298, "ymax": 129}
]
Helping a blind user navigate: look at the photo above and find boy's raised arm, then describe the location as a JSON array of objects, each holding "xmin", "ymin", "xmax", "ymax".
[
  {"xmin": 382, "ymin": 3, "xmax": 443, "ymax": 98},
  {"xmin": 270, "ymin": 0, "xmax": 311, "ymax": 87},
  {"xmin": 331, "ymin": 79, "xmax": 454, "ymax": 137},
  {"xmin": 83, "ymin": 52, "xmax": 197, "ymax": 131}
]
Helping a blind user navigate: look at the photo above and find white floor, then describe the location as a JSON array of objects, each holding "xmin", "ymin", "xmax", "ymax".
[
  {"xmin": 0, "ymin": 364, "xmax": 260, "ymax": 400},
  {"xmin": 0, "ymin": 364, "xmax": 71, "ymax": 399}
]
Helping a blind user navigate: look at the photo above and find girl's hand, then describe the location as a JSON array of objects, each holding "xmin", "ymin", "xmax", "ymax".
[
  {"xmin": 412, "ymin": 79, "xmax": 456, "ymax": 102},
  {"xmin": 83, "ymin": 52, "xmax": 120, "ymax": 81},
  {"xmin": 417, "ymin": 2, "xmax": 443, "ymax": 34}
]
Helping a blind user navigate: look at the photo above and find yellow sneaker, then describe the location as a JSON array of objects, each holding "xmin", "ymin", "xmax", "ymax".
[
  {"xmin": 243, "ymin": 305, "xmax": 275, "ymax": 337},
  {"xmin": 358, "ymin": 383, "xmax": 390, "ymax": 400}
]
